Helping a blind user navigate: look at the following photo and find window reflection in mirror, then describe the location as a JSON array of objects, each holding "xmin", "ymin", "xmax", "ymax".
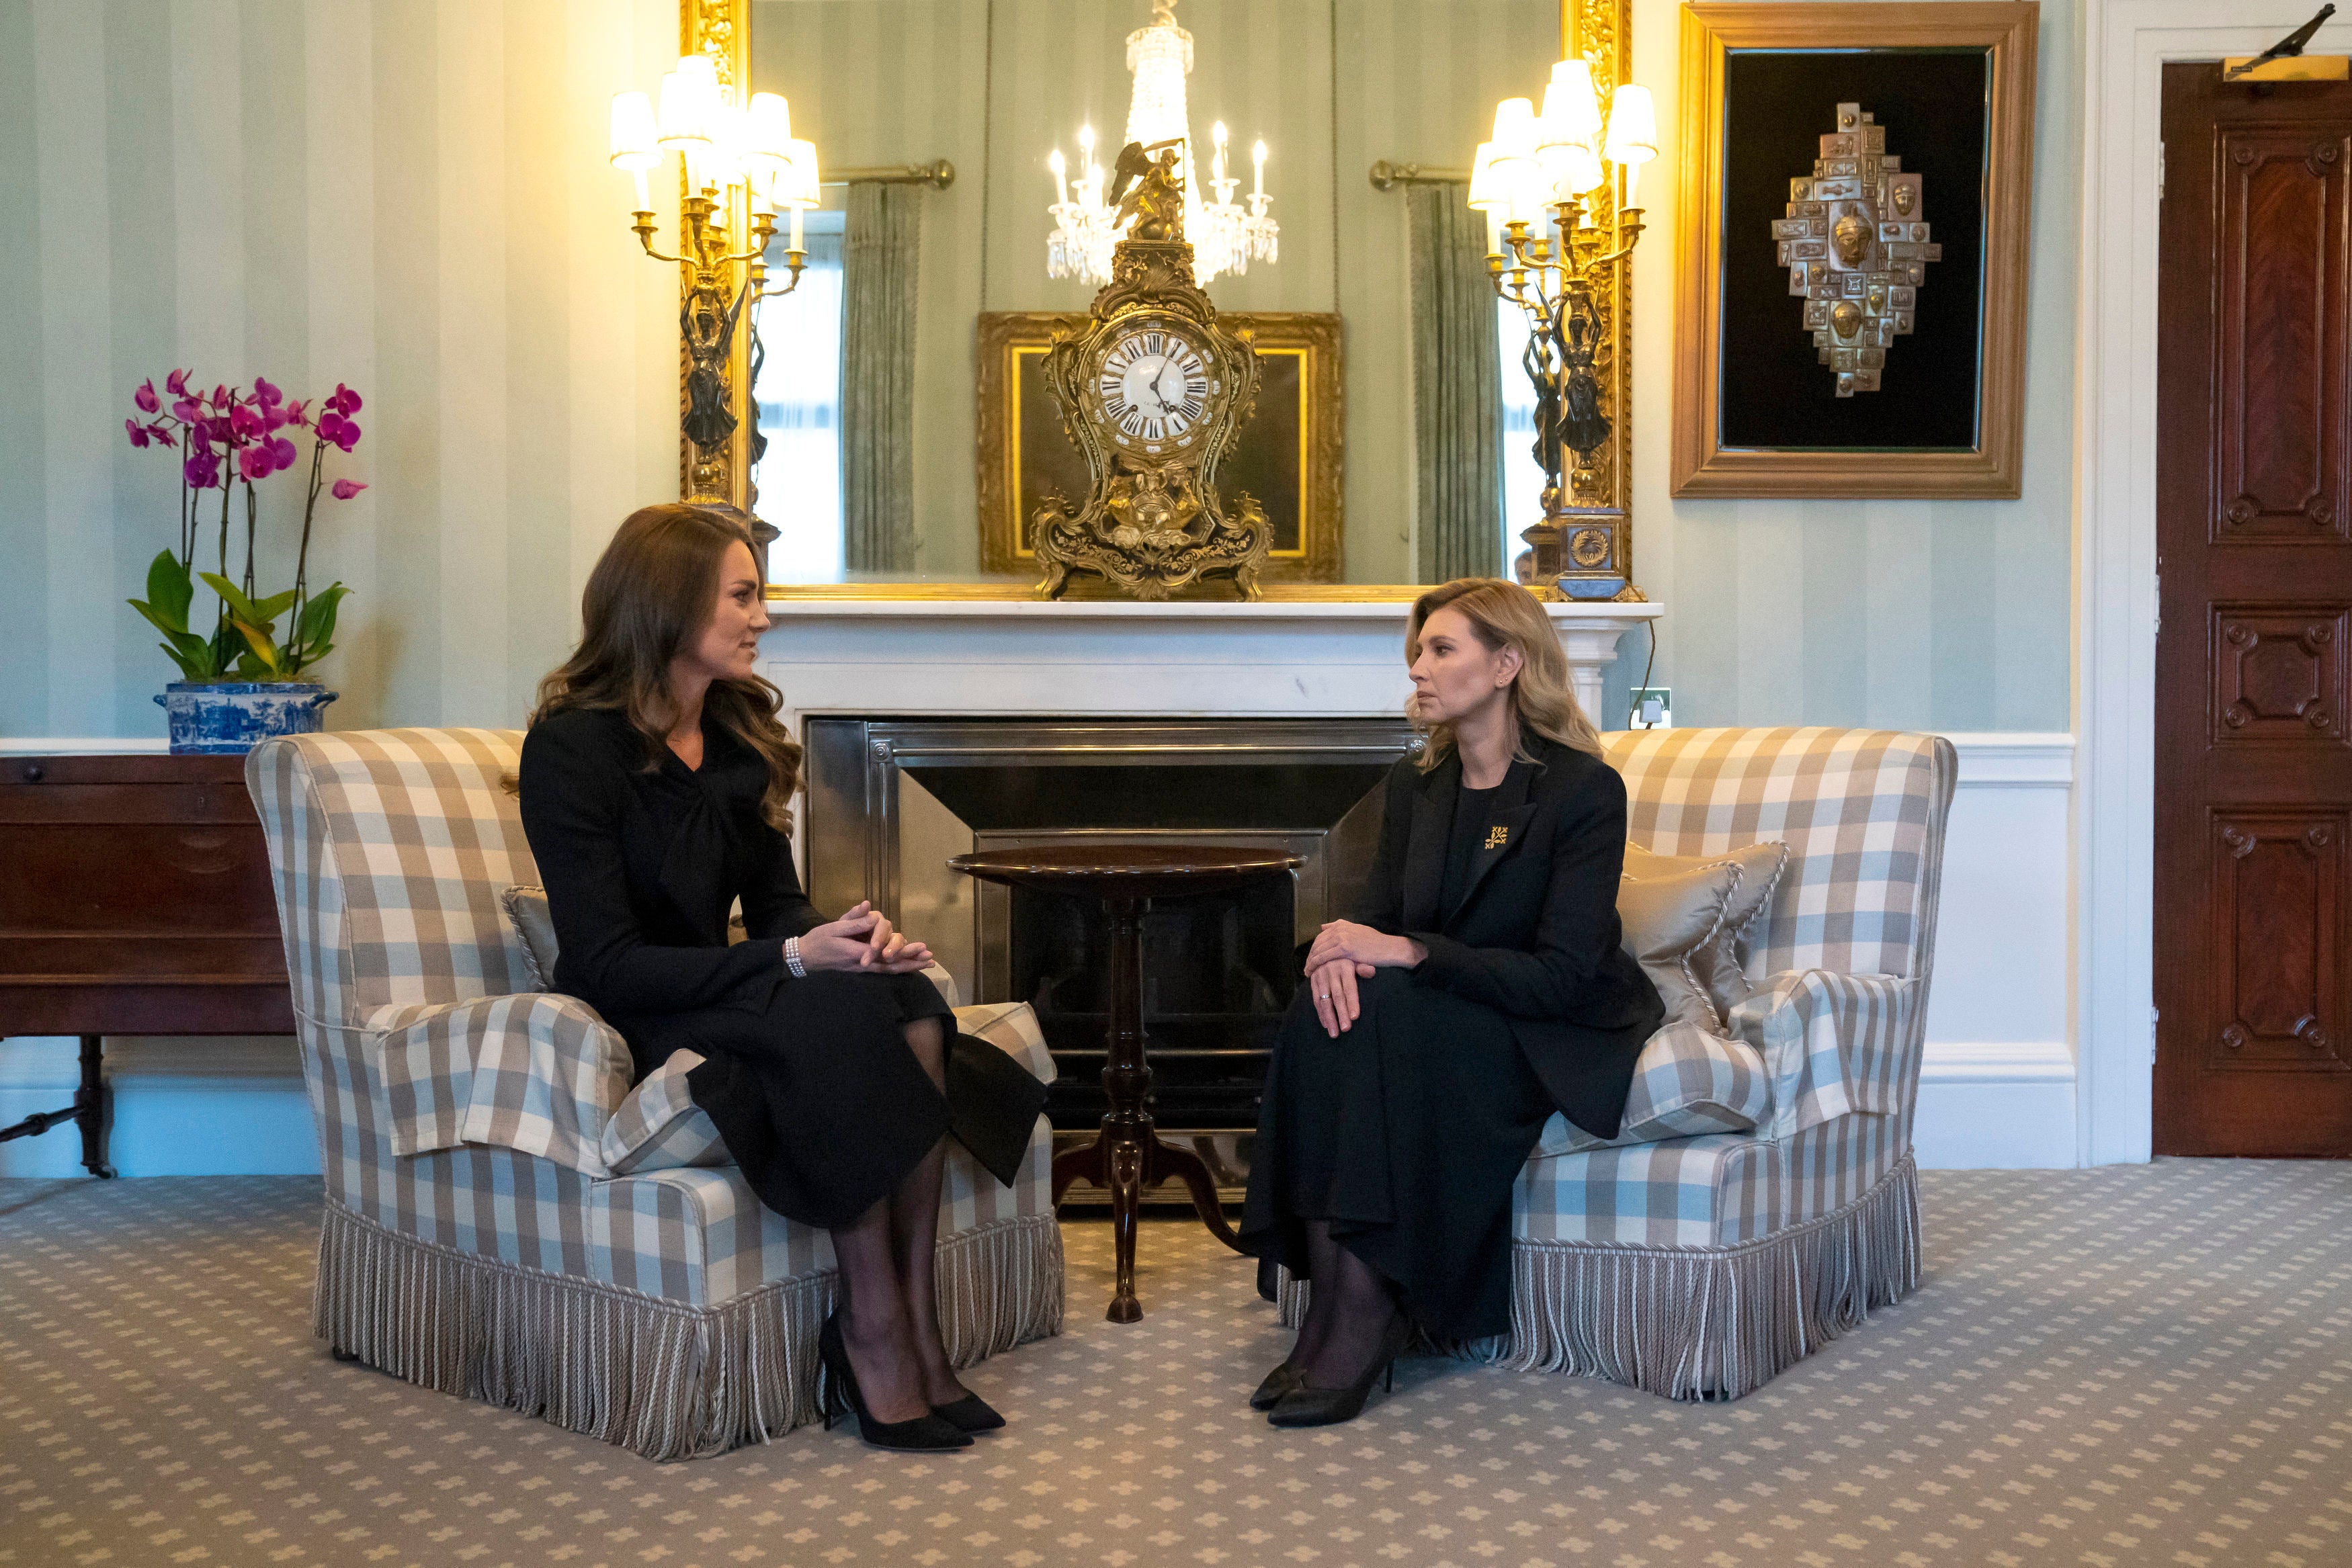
[{"xmin": 753, "ymin": 218, "xmax": 846, "ymax": 584}]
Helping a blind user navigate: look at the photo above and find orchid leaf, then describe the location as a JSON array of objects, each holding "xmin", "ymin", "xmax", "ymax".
[
  {"xmin": 130, "ymin": 601, "xmax": 220, "ymax": 679},
  {"xmin": 143, "ymin": 550, "xmax": 194, "ymax": 632},
  {"xmin": 198, "ymin": 571, "xmax": 265, "ymax": 627},
  {"xmin": 293, "ymin": 584, "xmax": 349, "ymax": 661},
  {"xmin": 250, "ymin": 587, "xmax": 300, "ymax": 624},
  {"xmin": 229, "ymin": 617, "xmax": 277, "ymax": 664}
]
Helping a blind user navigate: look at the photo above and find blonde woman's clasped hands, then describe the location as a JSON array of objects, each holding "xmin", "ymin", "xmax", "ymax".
[{"xmin": 1301, "ymin": 919, "xmax": 1428, "ymax": 1039}]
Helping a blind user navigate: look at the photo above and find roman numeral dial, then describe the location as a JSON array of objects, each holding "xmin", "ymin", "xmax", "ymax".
[{"xmin": 1095, "ymin": 326, "xmax": 1215, "ymax": 444}]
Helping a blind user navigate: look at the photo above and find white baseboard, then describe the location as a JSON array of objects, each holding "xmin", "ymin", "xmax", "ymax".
[
  {"xmin": 1913, "ymin": 1040, "xmax": 2078, "ymax": 1169},
  {"xmin": 0, "ymin": 1037, "xmax": 317, "ymax": 1178}
]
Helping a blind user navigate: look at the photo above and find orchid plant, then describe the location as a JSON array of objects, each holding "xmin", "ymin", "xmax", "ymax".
[{"xmin": 124, "ymin": 371, "xmax": 366, "ymax": 683}]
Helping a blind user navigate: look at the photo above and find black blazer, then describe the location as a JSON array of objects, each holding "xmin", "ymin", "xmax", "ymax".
[
  {"xmin": 517, "ymin": 705, "xmax": 825, "ymax": 1022},
  {"xmin": 1354, "ymin": 738, "xmax": 1663, "ymax": 1139}
]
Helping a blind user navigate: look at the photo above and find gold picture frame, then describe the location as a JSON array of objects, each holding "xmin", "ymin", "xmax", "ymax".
[
  {"xmin": 1671, "ymin": 2, "xmax": 2038, "ymax": 499},
  {"xmin": 976, "ymin": 311, "xmax": 1345, "ymax": 584}
]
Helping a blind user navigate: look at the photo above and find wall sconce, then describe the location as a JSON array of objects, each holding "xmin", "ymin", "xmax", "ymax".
[
  {"xmin": 610, "ymin": 51, "xmax": 818, "ymax": 523},
  {"xmin": 1471, "ymin": 62, "xmax": 1655, "ymax": 600}
]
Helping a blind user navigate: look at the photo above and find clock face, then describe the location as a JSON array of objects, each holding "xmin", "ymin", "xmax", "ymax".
[{"xmin": 1093, "ymin": 326, "xmax": 1217, "ymax": 450}]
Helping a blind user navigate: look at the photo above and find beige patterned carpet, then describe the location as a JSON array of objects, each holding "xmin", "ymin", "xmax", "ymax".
[{"xmin": 3, "ymin": 1162, "xmax": 2349, "ymax": 1568}]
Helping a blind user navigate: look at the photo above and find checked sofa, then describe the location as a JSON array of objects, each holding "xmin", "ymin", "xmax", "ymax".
[
  {"xmin": 1281, "ymin": 726, "xmax": 1957, "ymax": 1401},
  {"xmin": 245, "ymin": 728, "xmax": 1064, "ymax": 1461}
]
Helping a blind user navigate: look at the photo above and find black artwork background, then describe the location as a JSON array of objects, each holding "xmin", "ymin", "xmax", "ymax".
[{"xmin": 1718, "ymin": 49, "xmax": 1990, "ymax": 451}]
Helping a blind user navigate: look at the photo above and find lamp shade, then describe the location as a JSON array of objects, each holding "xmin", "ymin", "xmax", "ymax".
[
  {"xmin": 658, "ymin": 53, "xmax": 719, "ymax": 150},
  {"xmin": 1466, "ymin": 140, "xmax": 1507, "ymax": 212},
  {"xmin": 745, "ymin": 92, "xmax": 793, "ymax": 163},
  {"xmin": 1603, "ymin": 83, "xmax": 1659, "ymax": 165},
  {"xmin": 780, "ymin": 138, "xmax": 821, "ymax": 207},
  {"xmin": 609, "ymin": 91, "xmax": 659, "ymax": 170},
  {"xmin": 1490, "ymin": 96, "xmax": 1539, "ymax": 160},
  {"xmin": 1537, "ymin": 58, "xmax": 1603, "ymax": 151},
  {"xmin": 710, "ymin": 101, "xmax": 750, "ymax": 191}
]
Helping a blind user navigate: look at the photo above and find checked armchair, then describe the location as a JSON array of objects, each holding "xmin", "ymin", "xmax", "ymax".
[
  {"xmin": 1282, "ymin": 726, "xmax": 1957, "ymax": 1400},
  {"xmin": 245, "ymin": 728, "xmax": 1063, "ymax": 1461}
]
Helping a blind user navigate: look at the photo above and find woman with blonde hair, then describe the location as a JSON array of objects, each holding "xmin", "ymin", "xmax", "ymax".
[
  {"xmin": 517, "ymin": 505, "xmax": 1046, "ymax": 1453},
  {"xmin": 1237, "ymin": 578, "xmax": 1663, "ymax": 1426}
]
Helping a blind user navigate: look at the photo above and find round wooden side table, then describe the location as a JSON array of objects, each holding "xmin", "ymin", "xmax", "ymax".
[{"xmin": 948, "ymin": 844, "xmax": 1306, "ymax": 1323}]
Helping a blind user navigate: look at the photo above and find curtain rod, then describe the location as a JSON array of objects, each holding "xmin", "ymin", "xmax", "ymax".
[
  {"xmin": 825, "ymin": 160, "xmax": 956, "ymax": 189},
  {"xmin": 1368, "ymin": 160, "xmax": 1469, "ymax": 190}
]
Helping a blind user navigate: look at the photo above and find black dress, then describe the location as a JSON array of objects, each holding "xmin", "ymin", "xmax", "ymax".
[
  {"xmin": 517, "ymin": 705, "xmax": 1046, "ymax": 1229},
  {"xmin": 1240, "ymin": 740, "xmax": 1665, "ymax": 1341}
]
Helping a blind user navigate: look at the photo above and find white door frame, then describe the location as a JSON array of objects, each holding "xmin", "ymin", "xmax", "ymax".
[{"xmin": 2077, "ymin": 1, "xmax": 2352, "ymax": 1164}]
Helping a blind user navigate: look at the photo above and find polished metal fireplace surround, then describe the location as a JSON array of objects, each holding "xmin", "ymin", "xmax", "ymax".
[{"xmin": 802, "ymin": 718, "xmax": 1417, "ymax": 1200}]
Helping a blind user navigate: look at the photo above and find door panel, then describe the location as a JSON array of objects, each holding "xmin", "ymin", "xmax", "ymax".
[
  {"xmin": 2156, "ymin": 66, "xmax": 2352, "ymax": 1156},
  {"xmin": 2216, "ymin": 130, "xmax": 2349, "ymax": 537}
]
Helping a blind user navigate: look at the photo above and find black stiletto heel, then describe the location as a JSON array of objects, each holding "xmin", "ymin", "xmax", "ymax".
[
  {"xmin": 817, "ymin": 1312, "xmax": 972, "ymax": 1451},
  {"xmin": 1267, "ymin": 1315, "xmax": 1412, "ymax": 1428}
]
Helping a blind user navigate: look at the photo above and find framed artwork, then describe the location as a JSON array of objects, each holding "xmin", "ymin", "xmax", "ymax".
[
  {"xmin": 1671, "ymin": 3, "xmax": 2038, "ymax": 498},
  {"xmin": 978, "ymin": 311, "xmax": 1344, "ymax": 582}
]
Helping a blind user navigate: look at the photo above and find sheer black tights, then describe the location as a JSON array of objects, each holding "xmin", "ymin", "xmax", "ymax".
[
  {"xmin": 827, "ymin": 1017, "xmax": 970, "ymax": 1423},
  {"xmin": 1291, "ymin": 1220, "xmax": 1402, "ymax": 1389}
]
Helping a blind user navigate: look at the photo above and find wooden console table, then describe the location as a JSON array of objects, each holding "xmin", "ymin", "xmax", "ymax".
[
  {"xmin": 0, "ymin": 754, "xmax": 296, "ymax": 1176},
  {"xmin": 949, "ymin": 844, "xmax": 1305, "ymax": 1323}
]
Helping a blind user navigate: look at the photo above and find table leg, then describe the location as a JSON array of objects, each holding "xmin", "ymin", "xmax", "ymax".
[
  {"xmin": 0, "ymin": 1033, "xmax": 114, "ymax": 1177},
  {"xmin": 1102, "ymin": 896, "xmax": 1150, "ymax": 1323},
  {"xmin": 76, "ymin": 1035, "xmax": 114, "ymax": 1178},
  {"xmin": 1146, "ymin": 1135, "xmax": 1243, "ymax": 1252},
  {"xmin": 1049, "ymin": 1133, "xmax": 1103, "ymax": 1207}
]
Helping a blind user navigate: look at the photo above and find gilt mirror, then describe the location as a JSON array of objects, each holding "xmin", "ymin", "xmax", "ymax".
[{"xmin": 681, "ymin": 0, "xmax": 1632, "ymax": 595}]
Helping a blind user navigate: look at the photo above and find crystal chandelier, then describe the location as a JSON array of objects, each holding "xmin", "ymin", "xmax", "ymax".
[{"xmin": 1046, "ymin": 0, "xmax": 1275, "ymax": 288}]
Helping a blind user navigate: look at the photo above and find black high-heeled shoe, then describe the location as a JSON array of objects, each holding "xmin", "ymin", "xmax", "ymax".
[
  {"xmin": 930, "ymin": 1391, "xmax": 1007, "ymax": 1433},
  {"xmin": 1248, "ymin": 1360, "xmax": 1302, "ymax": 1411},
  {"xmin": 1266, "ymin": 1315, "xmax": 1413, "ymax": 1428},
  {"xmin": 818, "ymin": 1313, "xmax": 973, "ymax": 1451}
]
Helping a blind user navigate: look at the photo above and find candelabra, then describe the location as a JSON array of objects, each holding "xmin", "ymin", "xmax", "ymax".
[
  {"xmin": 1472, "ymin": 61, "xmax": 1655, "ymax": 600},
  {"xmin": 1044, "ymin": 1, "xmax": 1275, "ymax": 288},
  {"xmin": 609, "ymin": 52, "xmax": 818, "ymax": 523}
]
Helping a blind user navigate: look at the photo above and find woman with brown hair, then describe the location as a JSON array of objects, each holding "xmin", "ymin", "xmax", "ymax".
[
  {"xmin": 517, "ymin": 505, "xmax": 1045, "ymax": 1453},
  {"xmin": 1238, "ymin": 578, "xmax": 1663, "ymax": 1427}
]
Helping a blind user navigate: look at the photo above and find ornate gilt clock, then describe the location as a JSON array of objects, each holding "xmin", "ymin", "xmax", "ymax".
[{"xmin": 1032, "ymin": 140, "xmax": 1269, "ymax": 600}]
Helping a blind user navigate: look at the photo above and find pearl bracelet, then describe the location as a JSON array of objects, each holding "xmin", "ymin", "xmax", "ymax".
[{"xmin": 784, "ymin": 936, "xmax": 806, "ymax": 978}]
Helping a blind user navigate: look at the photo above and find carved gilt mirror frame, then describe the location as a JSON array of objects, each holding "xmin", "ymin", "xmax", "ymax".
[{"xmin": 679, "ymin": 0, "xmax": 1635, "ymax": 599}]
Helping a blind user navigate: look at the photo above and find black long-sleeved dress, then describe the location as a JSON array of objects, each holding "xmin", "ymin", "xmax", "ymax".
[
  {"xmin": 517, "ymin": 704, "xmax": 1046, "ymax": 1229},
  {"xmin": 1239, "ymin": 738, "xmax": 1665, "ymax": 1340}
]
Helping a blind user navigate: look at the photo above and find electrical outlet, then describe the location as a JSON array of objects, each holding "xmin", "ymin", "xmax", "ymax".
[{"xmin": 1630, "ymin": 687, "xmax": 1672, "ymax": 730}]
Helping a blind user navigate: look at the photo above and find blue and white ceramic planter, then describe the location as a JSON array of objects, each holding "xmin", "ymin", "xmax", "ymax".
[{"xmin": 156, "ymin": 681, "xmax": 338, "ymax": 755}]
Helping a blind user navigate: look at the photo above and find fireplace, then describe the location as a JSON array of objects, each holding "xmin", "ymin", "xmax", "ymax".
[{"xmin": 802, "ymin": 717, "xmax": 1417, "ymax": 1198}]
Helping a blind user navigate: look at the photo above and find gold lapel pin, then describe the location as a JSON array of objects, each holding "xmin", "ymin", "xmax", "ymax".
[{"xmin": 1484, "ymin": 826, "xmax": 1510, "ymax": 850}]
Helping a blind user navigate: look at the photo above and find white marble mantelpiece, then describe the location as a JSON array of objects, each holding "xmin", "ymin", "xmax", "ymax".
[{"xmin": 757, "ymin": 598, "xmax": 1662, "ymax": 729}]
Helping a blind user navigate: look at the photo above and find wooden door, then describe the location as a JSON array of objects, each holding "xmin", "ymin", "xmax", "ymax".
[{"xmin": 2155, "ymin": 64, "xmax": 2352, "ymax": 1156}]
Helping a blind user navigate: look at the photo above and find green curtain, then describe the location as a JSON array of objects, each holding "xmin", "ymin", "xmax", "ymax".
[
  {"xmin": 1406, "ymin": 182, "xmax": 1503, "ymax": 584},
  {"xmin": 841, "ymin": 182, "xmax": 920, "ymax": 574}
]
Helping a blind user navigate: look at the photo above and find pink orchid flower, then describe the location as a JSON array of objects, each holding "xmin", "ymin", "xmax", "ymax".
[
  {"xmin": 331, "ymin": 478, "xmax": 368, "ymax": 500},
  {"xmin": 165, "ymin": 368, "xmax": 191, "ymax": 396},
  {"xmin": 133, "ymin": 379, "xmax": 160, "ymax": 415},
  {"xmin": 126, "ymin": 417, "xmax": 152, "ymax": 449}
]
